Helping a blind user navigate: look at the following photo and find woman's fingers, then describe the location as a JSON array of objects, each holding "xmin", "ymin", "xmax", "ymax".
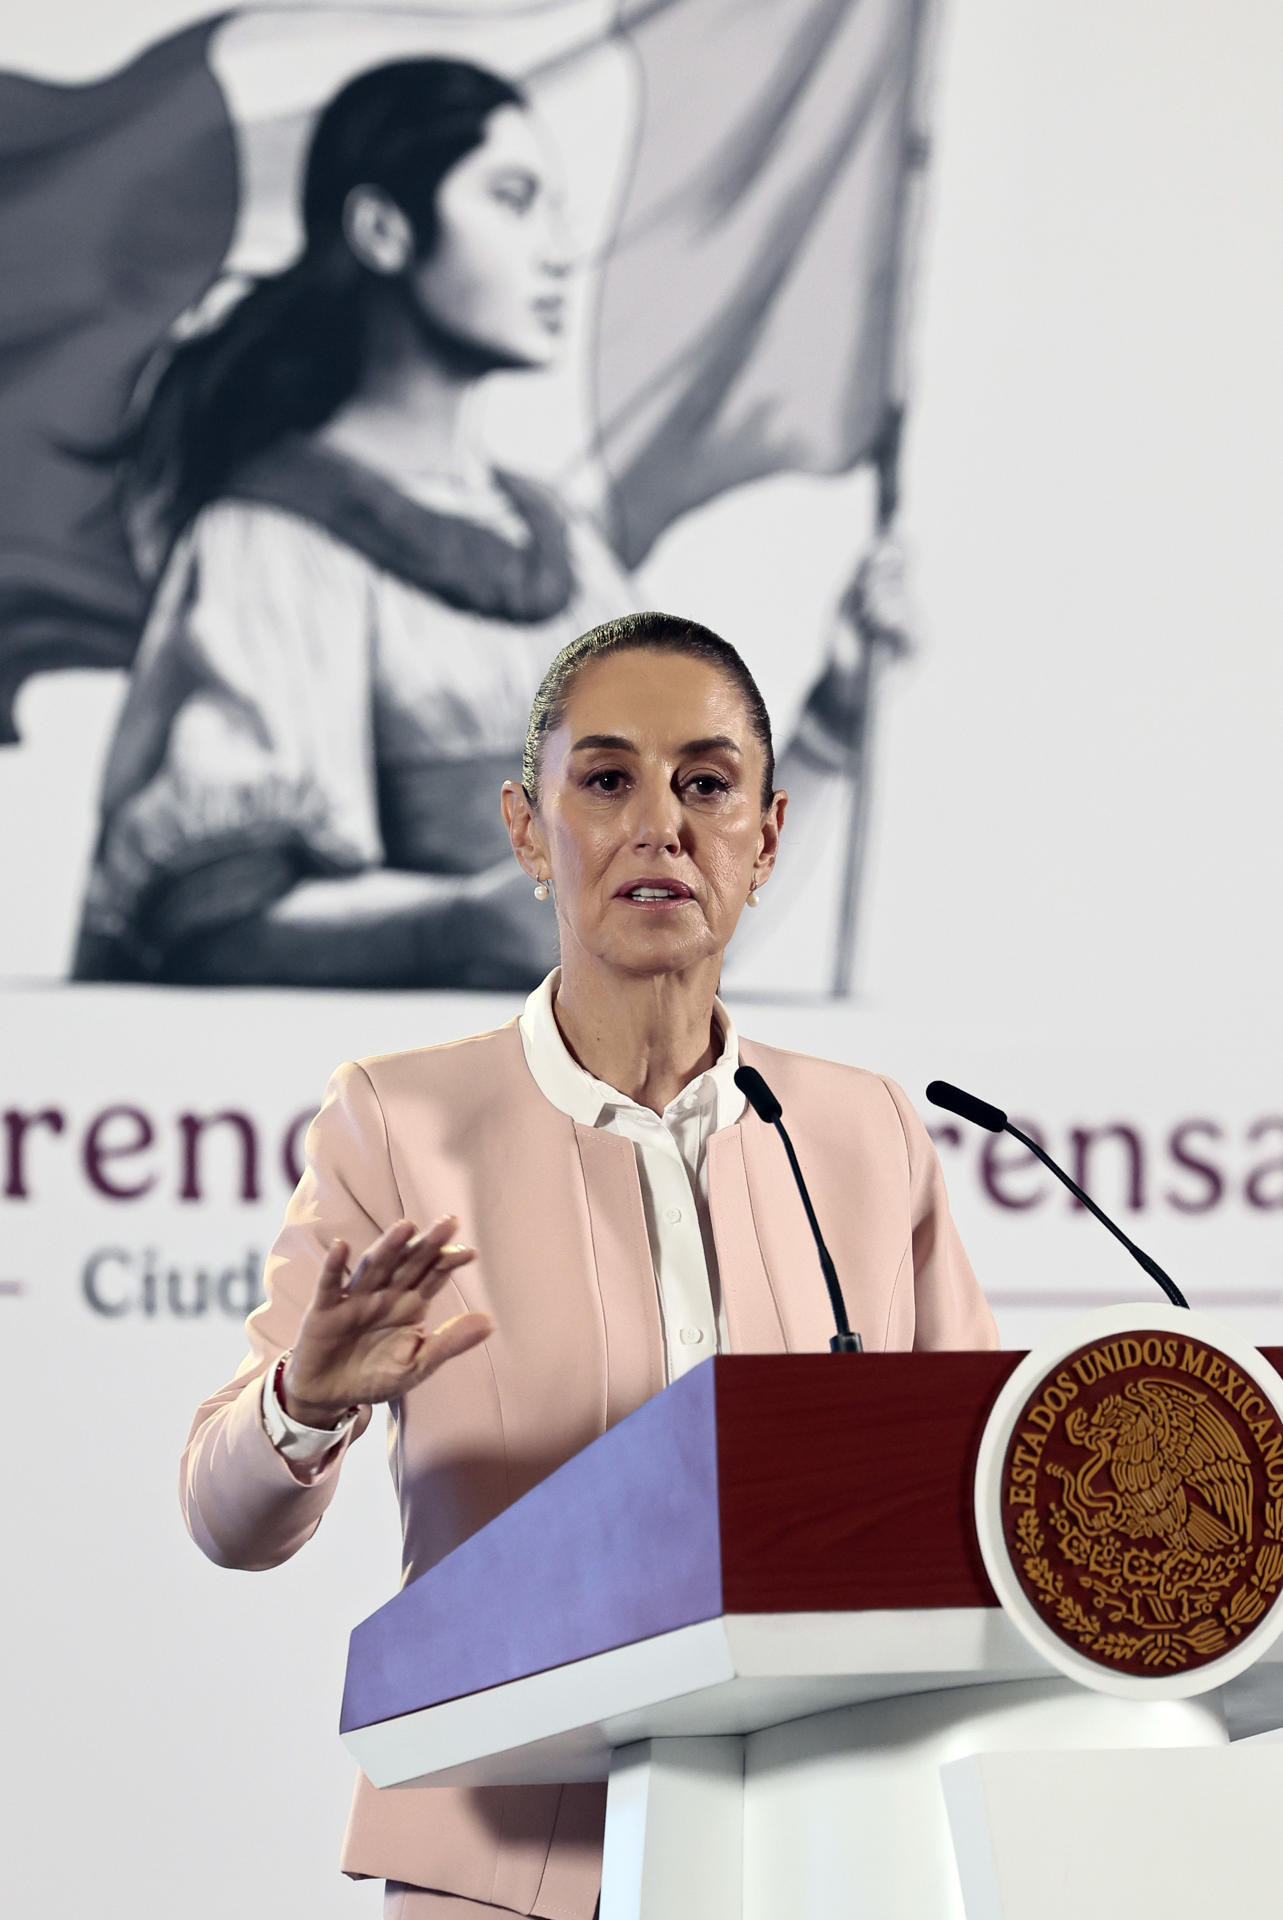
[
  {"xmin": 346, "ymin": 1218, "xmax": 418, "ymax": 1294},
  {"xmin": 345, "ymin": 1214, "xmax": 459, "ymax": 1293},
  {"xmin": 406, "ymin": 1240, "xmax": 476, "ymax": 1302},
  {"xmin": 383, "ymin": 1219, "xmax": 475, "ymax": 1295},
  {"xmin": 314, "ymin": 1238, "xmax": 351, "ymax": 1300},
  {"xmin": 296, "ymin": 1287, "xmax": 494, "ymax": 1407},
  {"xmin": 337, "ymin": 1216, "xmax": 476, "ymax": 1328},
  {"xmin": 417, "ymin": 1310, "xmax": 494, "ymax": 1375}
]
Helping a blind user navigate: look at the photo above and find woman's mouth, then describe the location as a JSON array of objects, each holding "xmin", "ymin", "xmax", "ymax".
[
  {"xmin": 532, "ymin": 295, "xmax": 566, "ymax": 334},
  {"xmin": 615, "ymin": 882, "xmax": 694, "ymax": 908}
]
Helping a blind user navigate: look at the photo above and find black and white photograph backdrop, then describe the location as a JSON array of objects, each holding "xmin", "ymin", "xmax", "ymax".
[{"xmin": 2, "ymin": 2, "xmax": 1280, "ymax": 1915}]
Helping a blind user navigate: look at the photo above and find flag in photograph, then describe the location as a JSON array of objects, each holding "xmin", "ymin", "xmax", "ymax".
[
  {"xmin": 0, "ymin": 21, "xmax": 236, "ymax": 738},
  {"xmin": 597, "ymin": 0, "xmax": 930, "ymax": 565},
  {"xmin": 0, "ymin": 0, "xmax": 933, "ymax": 739}
]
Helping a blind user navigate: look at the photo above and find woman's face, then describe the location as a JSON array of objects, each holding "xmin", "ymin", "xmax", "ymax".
[
  {"xmin": 409, "ymin": 103, "xmax": 570, "ymax": 371},
  {"xmin": 512, "ymin": 649, "xmax": 786, "ymax": 981}
]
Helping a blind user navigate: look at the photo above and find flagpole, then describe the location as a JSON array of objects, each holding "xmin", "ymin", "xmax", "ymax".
[
  {"xmin": 829, "ymin": 414, "xmax": 903, "ymax": 999},
  {"xmin": 829, "ymin": 0, "xmax": 942, "ymax": 1000}
]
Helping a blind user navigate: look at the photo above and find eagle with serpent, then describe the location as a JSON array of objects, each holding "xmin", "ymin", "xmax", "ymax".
[{"xmin": 1005, "ymin": 1368, "xmax": 1283, "ymax": 1674}]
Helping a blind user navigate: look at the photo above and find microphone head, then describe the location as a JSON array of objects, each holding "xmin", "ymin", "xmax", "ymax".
[
  {"xmin": 735, "ymin": 1064, "xmax": 782, "ymax": 1125},
  {"xmin": 926, "ymin": 1080, "xmax": 1008, "ymax": 1133}
]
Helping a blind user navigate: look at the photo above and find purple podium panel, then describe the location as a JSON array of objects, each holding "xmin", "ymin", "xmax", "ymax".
[
  {"xmin": 341, "ymin": 1358, "xmax": 723, "ymax": 1735},
  {"xmin": 340, "ymin": 1351, "xmax": 1028, "ymax": 1739}
]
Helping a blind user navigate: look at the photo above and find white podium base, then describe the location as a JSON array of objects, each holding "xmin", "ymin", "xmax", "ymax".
[
  {"xmin": 600, "ymin": 1678, "xmax": 1227, "ymax": 1920},
  {"xmin": 942, "ymin": 1742, "xmax": 1283, "ymax": 1919}
]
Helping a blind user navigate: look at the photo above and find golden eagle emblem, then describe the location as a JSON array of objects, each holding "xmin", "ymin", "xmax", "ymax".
[
  {"xmin": 1000, "ymin": 1339, "xmax": 1283, "ymax": 1676},
  {"xmin": 1053, "ymin": 1378, "xmax": 1253, "ymax": 1557}
]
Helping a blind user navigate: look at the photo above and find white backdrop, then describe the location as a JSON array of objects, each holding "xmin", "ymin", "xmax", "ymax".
[{"xmin": 3, "ymin": 2, "xmax": 1282, "ymax": 1916}]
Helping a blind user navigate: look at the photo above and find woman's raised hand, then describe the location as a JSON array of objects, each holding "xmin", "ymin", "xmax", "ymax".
[{"xmin": 280, "ymin": 1217, "xmax": 492, "ymax": 1426}]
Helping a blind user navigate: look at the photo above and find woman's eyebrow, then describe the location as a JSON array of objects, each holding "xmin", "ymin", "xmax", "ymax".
[
  {"xmin": 680, "ymin": 735, "xmax": 740, "ymax": 756},
  {"xmin": 570, "ymin": 733, "xmax": 635, "ymax": 753},
  {"xmin": 489, "ymin": 164, "xmax": 539, "ymax": 190},
  {"xmin": 568, "ymin": 734, "xmax": 741, "ymax": 756}
]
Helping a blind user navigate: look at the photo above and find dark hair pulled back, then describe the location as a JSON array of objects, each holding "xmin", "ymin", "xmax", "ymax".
[
  {"xmin": 522, "ymin": 611, "xmax": 777, "ymax": 811},
  {"xmin": 119, "ymin": 59, "xmax": 523, "ymax": 559}
]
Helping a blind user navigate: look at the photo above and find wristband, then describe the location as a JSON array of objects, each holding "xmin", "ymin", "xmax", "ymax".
[{"xmin": 273, "ymin": 1351, "xmax": 358, "ymax": 1431}]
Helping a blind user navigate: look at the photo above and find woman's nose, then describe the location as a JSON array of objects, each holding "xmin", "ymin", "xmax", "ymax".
[
  {"xmin": 627, "ymin": 779, "xmax": 683, "ymax": 852},
  {"xmin": 538, "ymin": 208, "xmax": 573, "ymax": 279}
]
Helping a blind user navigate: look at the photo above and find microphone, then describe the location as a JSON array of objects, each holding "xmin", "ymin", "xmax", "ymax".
[
  {"xmin": 925, "ymin": 1080, "xmax": 1189, "ymax": 1311},
  {"xmin": 735, "ymin": 1064, "xmax": 864, "ymax": 1353}
]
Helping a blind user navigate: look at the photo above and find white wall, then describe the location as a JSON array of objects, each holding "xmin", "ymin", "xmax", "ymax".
[{"xmin": 3, "ymin": 4, "xmax": 1281, "ymax": 1915}]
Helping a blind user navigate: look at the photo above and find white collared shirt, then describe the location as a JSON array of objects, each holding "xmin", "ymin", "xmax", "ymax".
[
  {"xmin": 264, "ymin": 971, "xmax": 744, "ymax": 1460},
  {"xmin": 518, "ymin": 970, "xmax": 744, "ymax": 1381}
]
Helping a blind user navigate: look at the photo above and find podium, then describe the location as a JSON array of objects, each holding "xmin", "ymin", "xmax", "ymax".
[{"xmin": 341, "ymin": 1354, "xmax": 1283, "ymax": 1918}]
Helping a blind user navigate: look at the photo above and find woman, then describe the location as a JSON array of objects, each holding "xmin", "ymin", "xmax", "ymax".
[
  {"xmin": 73, "ymin": 57, "xmax": 866, "ymax": 992},
  {"xmin": 180, "ymin": 611, "xmax": 997, "ymax": 1919},
  {"xmin": 72, "ymin": 56, "xmax": 622, "ymax": 987}
]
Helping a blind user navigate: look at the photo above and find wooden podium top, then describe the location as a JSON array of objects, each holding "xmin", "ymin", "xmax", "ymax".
[
  {"xmin": 342, "ymin": 1351, "xmax": 1024, "ymax": 1736},
  {"xmin": 340, "ymin": 1349, "xmax": 1283, "ymax": 1788}
]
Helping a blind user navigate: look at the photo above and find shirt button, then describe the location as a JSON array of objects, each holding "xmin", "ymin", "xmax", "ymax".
[
  {"xmin": 679, "ymin": 1327, "xmax": 705, "ymax": 1346},
  {"xmin": 664, "ymin": 1206, "xmax": 683, "ymax": 1225}
]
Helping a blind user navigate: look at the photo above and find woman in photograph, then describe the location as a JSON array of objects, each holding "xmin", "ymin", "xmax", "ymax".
[
  {"xmin": 180, "ymin": 611, "xmax": 997, "ymax": 1916},
  {"xmin": 74, "ymin": 56, "xmax": 626, "ymax": 989},
  {"xmin": 72, "ymin": 56, "xmax": 868, "ymax": 991}
]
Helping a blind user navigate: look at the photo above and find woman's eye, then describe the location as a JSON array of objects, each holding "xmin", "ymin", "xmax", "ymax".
[
  {"xmin": 686, "ymin": 774, "xmax": 731, "ymax": 798},
  {"xmin": 585, "ymin": 768, "xmax": 627, "ymax": 793},
  {"xmin": 492, "ymin": 174, "xmax": 537, "ymax": 214}
]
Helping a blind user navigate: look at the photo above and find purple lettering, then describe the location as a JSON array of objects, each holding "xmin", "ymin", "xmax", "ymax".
[
  {"xmin": 1069, "ymin": 1123, "xmax": 1145, "ymax": 1212},
  {"xmin": 1245, "ymin": 1119, "xmax": 1283, "ymax": 1211},
  {"xmin": 282, "ymin": 1109, "xmax": 315, "ymax": 1192},
  {"xmin": 83, "ymin": 1107, "xmax": 157, "ymax": 1201},
  {"xmin": 1166, "ymin": 1120, "xmax": 1224, "ymax": 1213},
  {"xmin": 177, "ymin": 1111, "xmax": 261, "ymax": 1203},
  {"xmin": 981, "ymin": 1119, "xmax": 1049, "ymax": 1210},
  {"xmin": 3, "ymin": 1108, "xmax": 66, "ymax": 1199}
]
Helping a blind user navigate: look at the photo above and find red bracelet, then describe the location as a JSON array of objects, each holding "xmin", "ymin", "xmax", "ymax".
[{"xmin": 273, "ymin": 1352, "xmax": 357, "ymax": 1428}]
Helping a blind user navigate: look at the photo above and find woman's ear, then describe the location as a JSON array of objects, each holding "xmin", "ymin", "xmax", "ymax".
[
  {"xmin": 501, "ymin": 779, "xmax": 547, "ymax": 880},
  {"xmin": 752, "ymin": 788, "xmax": 787, "ymax": 890},
  {"xmin": 342, "ymin": 185, "xmax": 415, "ymax": 275}
]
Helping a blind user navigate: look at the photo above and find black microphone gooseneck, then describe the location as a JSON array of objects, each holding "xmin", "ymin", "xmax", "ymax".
[
  {"xmin": 734, "ymin": 1064, "xmax": 864, "ymax": 1353},
  {"xmin": 925, "ymin": 1079, "xmax": 1189, "ymax": 1311}
]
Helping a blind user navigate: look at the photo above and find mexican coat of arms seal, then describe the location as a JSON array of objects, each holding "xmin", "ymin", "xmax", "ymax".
[{"xmin": 976, "ymin": 1307, "xmax": 1283, "ymax": 1695}]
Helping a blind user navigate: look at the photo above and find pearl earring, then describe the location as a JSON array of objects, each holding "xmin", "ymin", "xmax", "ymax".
[
  {"xmin": 746, "ymin": 885, "xmax": 760, "ymax": 908},
  {"xmin": 533, "ymin": 878, "xmax": 551, "ymax": 902}
]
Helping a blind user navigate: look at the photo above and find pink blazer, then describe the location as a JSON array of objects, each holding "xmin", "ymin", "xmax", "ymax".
[{"xmin": 180, "ymin": 1019, "xmax": 997, "ymax": 1918}]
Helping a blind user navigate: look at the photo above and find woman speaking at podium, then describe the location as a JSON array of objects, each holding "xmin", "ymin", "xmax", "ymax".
[{"xmin": 180, "ymin": 612, "xmax": 997, "ymax": 1920}]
